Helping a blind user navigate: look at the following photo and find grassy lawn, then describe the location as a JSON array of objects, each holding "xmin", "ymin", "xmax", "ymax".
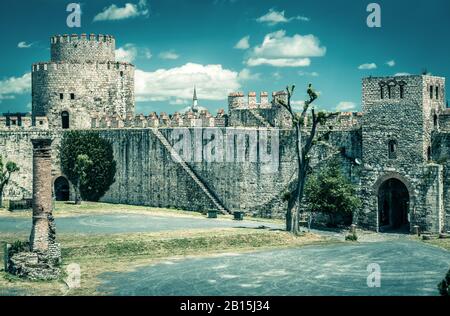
[
  {"xmin": 0, "ymin": 202, "xmax": 332, "ymax": 296},
  {"xmin": 424, "ymin": 238, "xmax": 450, "ymax": 252},
  {"xmin": 0, "ymin": 229, "xmax": 333, "ymax": 296},
  {"xmin": 0, "ymin": 201, "xmax": 285, "ymax": 225}
]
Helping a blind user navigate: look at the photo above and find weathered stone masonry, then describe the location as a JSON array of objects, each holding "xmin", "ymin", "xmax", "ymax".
[{"xmin": 0, "ymin": 33, "xmax": 449, "ymax": 234}]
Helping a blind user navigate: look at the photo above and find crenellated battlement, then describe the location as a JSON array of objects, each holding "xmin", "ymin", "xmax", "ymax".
[
  {"xmin": 32, "ymin": 61, "xmax": 134, "ymax": 72},
  {"xmin": 0, "ymin": 113, "xmax": 49, "ymax": 130},
  {"xmin": 50, "ymin": 33, "xmax": 115, "ymax": 44},
  {"xmin": 90, "ymin": 109, "xmax": 228, "ymax": 129},
  {"xmin": 50, "ymin": 33, "xmax": 116, "ymax": 63},
  {"xmin": 228, "ymin": 91, "xmax": 279, "ymax": 110}
]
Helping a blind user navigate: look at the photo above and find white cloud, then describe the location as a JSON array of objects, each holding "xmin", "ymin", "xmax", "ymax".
[
  {"xmin": 234, "ymin": 36, "xmax": 250, "ymax": 50},
  {"xmin": 298, "ymin": 71, "xmax": 319, "ymax": 77},
  {"xmin": 358, "ymin": 63, "xmax": 377, "ymax": 70},
  {"xmin": 238, "ymin": 68, "xmax": 261, "ymax": 81},
  {"xmin": 135, "ymin": 63, "xmax": 240, "ymax": 103},
  {"xmin": 247, "ymin": 30, "xmax": 325, "ymax": 67},
  {"xmin": 386, "ymin": 60, "xmax": 395, "ymax": 67},
  {"xmin": 256, "ymin": 9, "xmax": 310, "ymax": 25},
  {"xmin": 159, "ymin": 51, "xmax": 180, "ymax": 60},
  {"xmin": 144, "ymin": 49, "xmax": 152, "ymax": 59},
  {"xmin": 18, "ymin": 41, "xmax": 33, "ymax": 48},
  {"xmin": 273, "ymin": 72, "xmax": 282, "ymax": 80},
  {"xmin": 247, "ymin": 57, "xmax": 310, "ymax": 67},
  {"xmin": 93, "ymin": 0, "xmax": 149, "ymax": 22},
  {"xmin": 336, "ymin": 101, "xmax": 357, "ymax": 112},
  {"xmin": 291, "ymin": 100, "xmax": 306, "ymax": 111},
  {"xmin": 0, "ymin": 73, "xmax": 31, "ymax": 102},
  {"xmin": 115, "ymin": 44, "xmax": 138, "ymax": 63},
  {"xmin": 395, "ymin": 72, "xmax": 410, "ymax": 76}
]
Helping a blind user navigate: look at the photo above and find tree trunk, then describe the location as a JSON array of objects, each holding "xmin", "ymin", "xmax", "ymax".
[
  {"xmin": 290, "ymin": 124, "xmax": 305, "ymax": 235},
  {"xmin": 0, "ymin": 182, "xmax": 6, "ymax": 208},
  {"xmin": 286, "ymin": 208, "xmax": 292, "ymax": 232},
  {"xmin": 74, "ymin": 180, "xmax": 82, "ymax": 205}
]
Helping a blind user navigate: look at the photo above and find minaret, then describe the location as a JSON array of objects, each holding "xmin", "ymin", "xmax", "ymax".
[{"xmin": 192, "ymin": 86, "xmax": 198, "ymax": 112}]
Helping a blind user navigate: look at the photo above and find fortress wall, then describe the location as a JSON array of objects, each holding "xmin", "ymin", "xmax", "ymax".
[
  {"xmin": 51, "ymin": 34, "xmax": 115, "ymax": 63},
  {"xmin": 0, "ymin": 131, "xmax": 62, "ymax": 202},
  {"xmin": 98, "ymin": 128, "xmax": 359, "ymax": 218},
  {"xmin": 1, "ymin": 127, "xmax": 360, "ymax": 220},
  {"xmin": 432, "ymin": 133, "xmax": 450, "ymax": 230},
  {"xmin": 32, "ymin": 61, "xmax": 135, "ymax": 129}
]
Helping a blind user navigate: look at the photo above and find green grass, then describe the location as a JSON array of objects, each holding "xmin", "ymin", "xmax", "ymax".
[
  {"xmin": 0, "ymin": 227, "xmax": 332, "ymax": 296},
  {"xmin": 425, "ymin": 238, "xmax": 450, "ymax": 252},
  {"xmin": 0, "ymin": 201, "xmax": 284, "ymax": 225}
]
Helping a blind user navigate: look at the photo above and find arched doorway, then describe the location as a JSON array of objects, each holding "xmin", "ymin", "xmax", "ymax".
[
  {"xmin": 61, "ymin": 111, "xmax": 70, "ymax": 129},
  {"xmin": 378, "ymin": 178, "xmax": 410, "ymax": 232},
  {"xmin": 54, "ymin": 176, "xmax": 70, "ymax": 201}
]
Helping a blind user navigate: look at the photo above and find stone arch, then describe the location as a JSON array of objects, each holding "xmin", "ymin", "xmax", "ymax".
[
  {"xmin": 53, "ymin": 175, "xmax": 70, "ymax": 201},
  {"xmin": 373, "ymin": 172, "xmax": 414, "ymax": 232},
  {"xmin": 373, "ymin": 172, "xmax": 414, "ymax": 197},
  {"xmin": 61, "ymin": 111, "xmax": 70, "ymax": 129}
]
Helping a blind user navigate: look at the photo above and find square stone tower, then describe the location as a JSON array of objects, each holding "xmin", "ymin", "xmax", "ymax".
[{"xmin": 359, "ymin": 75, "xmax": 446, "ymax": 233}]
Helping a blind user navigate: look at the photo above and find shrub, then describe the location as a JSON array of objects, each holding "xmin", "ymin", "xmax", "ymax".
[
  {"xmin": 60, "ymin": 131, "xmax": 116, "ymax": 202},
  {"xmin": 438, "ymin": 268, "xmax": 450, "ymax": 296},
  {"xmin": 345, "ymin": 233, "xmax": 358, "ymax": 242}
]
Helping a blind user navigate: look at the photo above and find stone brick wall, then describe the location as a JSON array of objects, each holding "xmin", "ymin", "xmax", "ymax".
[
  {"xmin": 360, "ymin": 75, "xmax": 446, "ymax": 232},
  {"xmin": 32, "ymin": 34, "xmax": 135, "ymax": 130},
  {"xmin": 0, "ymin": 131, "xmax": 64, "ymax": 203},
  {"xmin": 50, "ymin": 34, "xmax": 115, "ymax": 63}
]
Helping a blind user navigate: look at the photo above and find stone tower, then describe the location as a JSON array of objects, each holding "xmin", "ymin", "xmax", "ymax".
[
  {"xmin": 359, "ymin": 75, "xmax": 446, "ymax": 233},
  {"xmin": 32, "ymin": 34, "xmax": 135, "ymax": 129}
]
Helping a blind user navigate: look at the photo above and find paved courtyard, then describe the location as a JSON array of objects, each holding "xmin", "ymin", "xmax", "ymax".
[
  {"xmin": 98, "ymin": 240, "xmax": 450, "ymax": 296},
  {"xmin": 0, "ymin": 213, "xmax": 282, "ymax": 234}
]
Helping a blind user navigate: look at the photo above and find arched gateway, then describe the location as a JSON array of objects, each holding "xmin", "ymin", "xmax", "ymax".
[
  {"xmin": 54, "ymin": 176, "xmax": 70, "ymax": 201},
  {"xmin": 377, "ymin": 178, "xmax": 410, "ymax": 232}
]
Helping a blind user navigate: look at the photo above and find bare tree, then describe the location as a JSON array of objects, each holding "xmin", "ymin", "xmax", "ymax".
[
  {"xmin": 0, "ymin": 155, "xmax": 19, "ymax": 208},
  {"xmin": 278, "ymin": 84, "xmax": 334, "ymax": 234}
]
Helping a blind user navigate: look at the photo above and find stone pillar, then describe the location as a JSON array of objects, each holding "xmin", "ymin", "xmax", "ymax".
[{"xmin": 29, "ymin": 138, "xmax": 53, "ymax": 253}]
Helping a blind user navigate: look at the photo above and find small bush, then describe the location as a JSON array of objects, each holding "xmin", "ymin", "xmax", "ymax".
[
  {"xmin": 345, "ymin": 233, "xmax": 358, "ymax": 242},
  {"xmin": 438, "ymin": 268, "xmax": 450, "ymax": 296}
]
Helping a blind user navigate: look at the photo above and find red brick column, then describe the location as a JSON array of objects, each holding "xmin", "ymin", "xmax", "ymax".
[{"xmin": 29, "ymin": 138, "xmax": 53, "ymax": 253}]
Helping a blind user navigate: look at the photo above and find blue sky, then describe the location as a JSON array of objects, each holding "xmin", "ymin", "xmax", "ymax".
[{"xmin": 0, "ymin": 0, "xmax": 449, "ymax": 115}]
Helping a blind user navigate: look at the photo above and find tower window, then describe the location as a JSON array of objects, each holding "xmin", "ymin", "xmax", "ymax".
[
  {"xmin": 427, "ymin": 146, "xmax": 432, "ymax": 161},
  {"xmin": 430, "ymin": 85, "xmax": 434, "ymax": 99},
  {"xmin": 387, "ymin": 86, "xmax": 392, "ymax": 99},
  {"xmin": 70, "ymin": 93, "xmax": 75, "ymax": 100},
  {"xmin": 61, "ymin": 111, "xmax": 70, "ymax": 129},
  {"xmin": 434, "ymin": 114, "xmax": 438, "ymax": 128},
  {"xmin": 120, "ymin": 71, "xmax": 124, "ymax": 77},
  {"xmin": 60, "ymin": 93, "xmax": 64, "ymax": 100},
  {"xmin": 436, "ymin": 86, "xmax": 439, "ymax": 100},
  {"xmin": 388, "ymin": 140, "xmax": 397, "ymax": 159},
  {"xmin": 380, "ymin": 86, "xmax": 384, "ymax": 99},
  {"xmin": 400, "ymin": 85, "xmax": 404, "ymax": 99}
]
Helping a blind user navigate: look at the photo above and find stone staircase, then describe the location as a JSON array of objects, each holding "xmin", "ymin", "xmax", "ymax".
[
  {"xmin": 249, "ymin": 109, "xmax": 275, "ymax": 128},
  {"xmin": 151, "ymin": 128, "xmax": 231, "ymax": 215}
]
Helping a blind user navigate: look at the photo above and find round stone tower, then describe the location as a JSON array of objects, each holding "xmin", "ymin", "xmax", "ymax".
[{"xmin": 32, "ymin": 34, "xmax": 135, "ymax": 129}]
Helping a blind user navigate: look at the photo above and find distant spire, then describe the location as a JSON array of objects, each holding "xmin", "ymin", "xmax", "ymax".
[
  {"xmin": 192, "ymin": 86, "xmax": 198, "ymax": 111},
  {"xmin": 193, "ymin": 85, "xmax": 198, "ymax": 101}
]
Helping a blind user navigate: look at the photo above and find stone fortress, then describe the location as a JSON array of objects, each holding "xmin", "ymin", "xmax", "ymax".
[{"xmin": 0, "ymin": 33, "xmax": 449, "ymax": 234}]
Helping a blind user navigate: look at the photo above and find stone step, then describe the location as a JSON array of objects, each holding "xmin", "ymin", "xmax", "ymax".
[{"xmin": 151, "ymin": 128, "xmax": 230, "ymax": 215}]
